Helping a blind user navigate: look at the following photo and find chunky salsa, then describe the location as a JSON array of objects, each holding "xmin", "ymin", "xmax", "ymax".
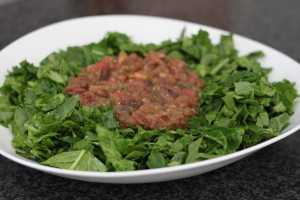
[{"xmin": 66, "ymin": 51, "xmax": 205, "ymax": 130}]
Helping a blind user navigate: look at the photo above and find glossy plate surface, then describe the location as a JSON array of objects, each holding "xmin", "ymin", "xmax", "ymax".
[{"xmin": 0, "ymin": 15, "xmax": 300, "ymax": 183}]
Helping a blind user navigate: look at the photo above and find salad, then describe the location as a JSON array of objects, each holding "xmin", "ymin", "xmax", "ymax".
[{"xmin": 0, "ymin": 30, "xmax": 297, "ymax": 172}]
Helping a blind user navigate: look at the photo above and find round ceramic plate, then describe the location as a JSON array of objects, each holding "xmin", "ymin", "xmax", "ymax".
[{"xmin": 0, "ymin": 15, "xmax": 300, "ymax": 183}]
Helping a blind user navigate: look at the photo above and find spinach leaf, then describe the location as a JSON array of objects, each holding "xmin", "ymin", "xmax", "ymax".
[
  {"xmin": 96, "ymin": 125, "xmax": 135, "ymax": 171},
  {"xmin": 54, "ymin": 95, "xmax": 79, "ymax": 120},
  {"xmin": 42, "ymin": 150, "xmax": 107, "ymax": 172},
  {"xmin": 146, "ymin": 151, "xmax": 167, "ymax": 168},
  {"xmin": 185, "ymin": 138, "xmax": 204, "ymax": 163}
]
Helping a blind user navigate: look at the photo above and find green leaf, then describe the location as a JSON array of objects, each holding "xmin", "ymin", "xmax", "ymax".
[
  {"xmin": 222, "ymin": 95, "xmax": 236, "ymax": 111},
  {"xmin": 201, "ymin": 128, "xmax": 227, "ymax": 149},
  {"xmin": 96, "ymin": 125, "xmax": 135, "ymax": 171},
  {"xmin": 219, "ymin": 33, "xmax": 237, "ymax": 57},
  {"xmin": 37, "ymin": 65, "xmax": 67, "ymax": 84},
  {"xmin": 0, "ymin": 96, "xmax": 17, "ymax": 110},
  {"xmin": 42, "ymin": 150, "xmax": 107, "ymax": 172},
  {"xmin": 99, "ymin": 104, "xmax": 119, "ymax": 130},
  {"xmin": 246, "ymin": 51, "xmax": 265, "ymax": 60},
  {"xmin": 234, "ymin": 82, "xmax": 255, "ymax": 96},
  {"xmin": 0, "ymin": 111, "xmax": 14, "ymax": 127},
  {"xmin": 273, "ymin": 102, "xmax": 286, "ymax": 113},
  {"xmin": 168, "ymin": 152, "xmax": 187, "ymax": 167},
  {"xmin": 224, "ymin": 71, "xmax": 259, "ymax": 87},
  {"xmin": 146, "ymin": 151, "xmax": 166, "ymax": 168},
  {"xmin": 256, "ymin": 112, "xmax": 269, "ymax": 128},
  {"xmin": 11, "ymin": 108, "xmax": 29, "ymax": 135},
  {"xmin": 186, "ymin": 138, "xmax": 203, "ymax": 164},
  {"xmin": 269, "ymin": 113, "xmax": 290, "ymax": 132},
  {"xmin": 54, "ymin": 95, "xmax": 79, "ymax": 120},
  {"xmin": 35, "ymin": 94, "xmax": 65, "ymax": 112},
  {"xmin": 273, "ymin": 80, "xmax": 298, "ymax": 115},
  {"xmin": 168, "ymin": 139, "xmax": 184, "ymax": 154},
  {"xmin": 73, "ymin": 140, "xmax": 94, "ymax": 152},
  {"xmin": 202, "ymin": 126, "xmax": 244, "ymax": 153},
  {"xmin": 125, "ymin": 151, "xmax": 149, "ymax": 161}
]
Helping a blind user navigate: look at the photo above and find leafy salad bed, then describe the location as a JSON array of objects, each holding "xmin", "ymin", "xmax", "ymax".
[{"xmin": 0, "ymin": 30, "xmax": 298, "ymax": 171}]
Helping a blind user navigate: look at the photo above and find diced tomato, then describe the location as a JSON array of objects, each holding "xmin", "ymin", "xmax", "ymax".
[{"xmin": 66, "ymin": 51, "xmax": 205, "ymax": 130}]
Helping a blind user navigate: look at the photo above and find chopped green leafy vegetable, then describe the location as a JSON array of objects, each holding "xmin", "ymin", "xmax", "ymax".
[
  {"xmin": 42, "ymin": 150, "xmax": 107, "ymax": 171},
  {"xmin": 0, "ymin": 30, "xmax": 298, "ymax": 171}
]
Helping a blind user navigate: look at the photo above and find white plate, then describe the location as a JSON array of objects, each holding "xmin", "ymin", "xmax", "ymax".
[{"xmin": 0, "ymin": 15, "xmax": 300, "ymax": 184}]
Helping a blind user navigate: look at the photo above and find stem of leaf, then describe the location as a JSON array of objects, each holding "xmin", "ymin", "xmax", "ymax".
[
  {"xmin": 210, "ymin": 58, "xmax": 230, "ymax": 75},
  {"xmin": 69, "ymin": 150, "xmax": 86, "ymax": 170}
]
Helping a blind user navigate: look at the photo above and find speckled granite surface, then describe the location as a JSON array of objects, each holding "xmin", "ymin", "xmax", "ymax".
[{"xmin": 0, "ymin": 0, "xmax": 300, "ymax": 199}]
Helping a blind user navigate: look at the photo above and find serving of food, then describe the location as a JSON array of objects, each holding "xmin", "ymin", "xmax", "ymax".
[
  {"xmin": 66, "ymin": 51, "xmax": 204, "ymax": 130},
  {"xmin": 0, "ymin": 15, "xmax": 299, "ymax": 183}
]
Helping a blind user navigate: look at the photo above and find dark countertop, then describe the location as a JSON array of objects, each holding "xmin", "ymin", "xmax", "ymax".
[{"xmin": 0, "ymin": 0, "xmax": 300, "ymax": 199}]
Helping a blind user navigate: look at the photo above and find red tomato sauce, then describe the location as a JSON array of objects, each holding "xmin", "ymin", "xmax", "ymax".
[{"xmin": 66, "ymin": 51, "xmax": 205, "ymax": 130}]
